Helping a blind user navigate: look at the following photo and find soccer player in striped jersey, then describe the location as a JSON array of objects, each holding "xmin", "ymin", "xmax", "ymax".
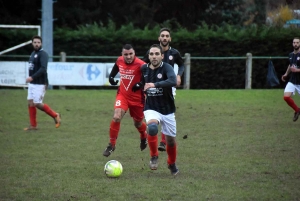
[
  {"xmin": 143, "ymin": 27, "xmax": 184, "ymax": 152},
  {"xmin": 282, "ymin": 37, "xmax": 300, "ymax": 121},
  {"xmin": 133, "ymin": 44, "xmax": 179, "ymax": 175},
  {"xmin": 24, "ymin": 36, "xmax": 61, "ymax": 131},
  {"xmin": 102, "ymin": 44, "xmax": 148, "ymax": 157}
]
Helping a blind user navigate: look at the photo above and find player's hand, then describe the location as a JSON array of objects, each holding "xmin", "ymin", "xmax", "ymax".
[
  {"xmin": 281, "ymin": 74, "xmax": 287, "ymax": 82},
  {"xmin": 25, "ymin": 77, "xmax": 33, "ymax": 83},
  {"xmin": 109, "ymin": 77, "xmax": 119, "ymax": 85},
  {"xmin": 132, "ymin": 82, "xmax": 143, "ymax": 92}
]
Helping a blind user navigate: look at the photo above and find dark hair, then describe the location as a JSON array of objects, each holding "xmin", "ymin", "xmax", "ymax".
[
  {"xmin": 159, "ymin": 27, "xmax": 171, "ymax": 36},
  {"xmin": 122, "ymin": 44, "xmax": 134, "ymax": 50},
  {"xmin": 32, "ymin": 35, "xmax": 42, "ymax": 42},
  {"xmin": 294, "ymin": 37, "xmax": 300, "ymax": 40},
  {"xmin": 149, "ymin": 44, "xmax": 163, "ymax": 54}
]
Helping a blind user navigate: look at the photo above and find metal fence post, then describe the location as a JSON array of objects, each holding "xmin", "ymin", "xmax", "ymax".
[
  {"xmin": 245, "ymin": 53, "xmax": 252, "ymax": 89},
  {"xmin": 59, "ymin": 52, "xmax": 66, "ymax": 90},
  {"xmin": 183, "ymin": 53, "xmax": 190, "ymax": 89}
]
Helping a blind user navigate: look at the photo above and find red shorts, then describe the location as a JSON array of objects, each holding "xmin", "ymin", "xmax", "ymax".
[{"xmin": 114, "ymin": 94, "xmax": 144, "ymax": 121}]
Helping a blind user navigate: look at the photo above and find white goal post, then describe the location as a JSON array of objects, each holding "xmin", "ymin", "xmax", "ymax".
[{"xmin": 0, "ymin": 25, "xmax": 41, "ymax": 55}]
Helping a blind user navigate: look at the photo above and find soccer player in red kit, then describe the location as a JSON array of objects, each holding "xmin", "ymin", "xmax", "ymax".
[{"xmin": 103, "ymin": 44, "xmax": 148, "ymax": 157}]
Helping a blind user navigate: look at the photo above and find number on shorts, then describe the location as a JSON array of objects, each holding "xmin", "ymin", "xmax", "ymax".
[{"xmin": 115, "ymin": 100, "xmax": 121, "ymax": 106}]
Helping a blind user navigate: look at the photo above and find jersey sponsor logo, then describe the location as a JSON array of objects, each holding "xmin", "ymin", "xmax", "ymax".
[
  {"xmin": 169, "ymin": 55, "xmax": 173, "ymax": 60},
  {"xmin": 28, "ymin": 62, "xmax": 34, "ymax": 70},
  {"xmin": 157, "ymin": 73, "xmax": 162, "ymax": 79},
  {"xmin": 120, "ymin": 74, "xmax": 134, "ymax": 91},
  {"xmin": 146, "ymin": 87, "xmax": 163, "ymax": 96}
]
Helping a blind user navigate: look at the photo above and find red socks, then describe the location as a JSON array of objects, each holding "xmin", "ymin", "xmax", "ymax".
[
  {"xmin": 147, "ymin": 135, "xmax": 158, "ymax": 157},
  {"xmin": 167, "ymin": 143, "xmax": 177, "ymax": 165},
  {"xmin": 109, "ymin": 121, "xmax": 120, "ymax": 146},
  {"xmin": 137, "ymin": 122, "xmax": 147, "ymax": 139},
  {"xmin": 43, "ymin": 104, "xmax": 57, "ymax": 118},
  {"xmin": 28, "ymin": 106, "xmax": 37, "ymax": 127},
  {"xmin": 284, "ymin": 96, "xmax": 299, "ymax": 112},
  {"xmin": 161, "ymin": 132, "xmax": 166, "ymax": 144}
]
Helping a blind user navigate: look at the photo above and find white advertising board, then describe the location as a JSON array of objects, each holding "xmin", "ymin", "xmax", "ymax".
[
  {"xmin": 48, "ymin": 62, "xmax": 107, "ymax": 86},
  {"xmin": 0, "ymin": 62, "xmax": 27, "ymax": 87}
]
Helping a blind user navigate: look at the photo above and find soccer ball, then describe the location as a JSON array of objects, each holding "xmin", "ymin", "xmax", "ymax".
[{"xmin": 104, "ymin": 160, "xmax": 123, "ymax": 178}]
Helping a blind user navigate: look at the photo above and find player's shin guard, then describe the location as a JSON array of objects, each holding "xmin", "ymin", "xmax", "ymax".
[
  {"xmin": 109, "ymin": 120, "xmax": 120, "ymax": 146},
  {"xmin": 167, "ymin": 143, "xmax": 177, "ymax": 165},
  {"xmin": 147, "ymin": 134, "xmax": 158, "ymax": 157},
  {"xmin": 29, "ymin": 106, "xmax": 37, "ymax": 127},
  {"xmin": 137, "ymin": 122, "xmax": 147, "ymax": 139},
  {"xmin": 43, "ymin": 104, "xmax": 57, "ymax": 118}
]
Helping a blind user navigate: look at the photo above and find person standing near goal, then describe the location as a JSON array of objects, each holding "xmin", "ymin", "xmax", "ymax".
[
  {"xmin": 24, "ymin": 35, "xmax": 61, "ymax": 130},
  {"xmin": 143, "ymin": 27, "xmax": 184, "ymax": 152},
  {"xmin": 133, "ymin": 44, "xmax": 179, "ymax": 175},
  {"xmin": 282, "ymin": 37, "xmax": 300, "ymax": 121}
]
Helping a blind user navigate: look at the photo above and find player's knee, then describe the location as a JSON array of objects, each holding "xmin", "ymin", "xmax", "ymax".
[
  {"xmin": 147, "ymin": 123, "xmax": 158, "ymax": 136},
  {"xmin": 134, "ymin": 121, "xmax": 142, "ymax": 128},
  {"xmin": 113, "ymin": 117, "xmax": 121, "ymax": 122}
]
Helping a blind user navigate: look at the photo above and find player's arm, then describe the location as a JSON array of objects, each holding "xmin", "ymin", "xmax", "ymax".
[
  {"xmin": 109, "ymin": 63, "xmax": 119, "ymax": 85},
  {"xmin": 282, "ymin": 54, "xmax": 292, "ymax": 82},
  {"xmin": 154, "ymin": 64, "xmax": 177, "ymax": 88},
  {"xmin": 132, "ymin": 64, "xmax": 146, "ymax": 92},
  {"xmin": 175, "ymin": 52, "xmax": 184, "ymax": 86},
  {"xmin": 282, "ymin": 65, "xmax": 291, "ymax": 82},
  {"xmin": 31, "ymin": 51, "xmax": 48, "ymax": 80}
]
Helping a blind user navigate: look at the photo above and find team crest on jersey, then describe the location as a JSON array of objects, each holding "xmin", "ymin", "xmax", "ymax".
[
  {"xmin": 157, "ymin": 73, "xmax": 162, "ymax": 79},
  {"xmin": 297, "ymin": 57, "xmax": 299, "ymax": 60},
  {"xmin": 169, "ymin": 55, "xmax": 173, "ymax": 60},
  {"xmin": 34, "ymin": 54, "xmax": 38, "ymax": 58},
  {"xmin": 120, "ymin": 74, "xmax": 135, "ymax": 91}
]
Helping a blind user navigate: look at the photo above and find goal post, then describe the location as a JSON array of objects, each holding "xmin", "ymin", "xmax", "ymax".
[{"xmin": 0, "ymin": 25, "xmax": 41, "ymax": 55}]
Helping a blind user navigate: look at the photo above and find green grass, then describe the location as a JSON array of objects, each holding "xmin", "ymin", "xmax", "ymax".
[{"xmin": 0, "ymin": 89, "xmax": 300, "ymax": 201}]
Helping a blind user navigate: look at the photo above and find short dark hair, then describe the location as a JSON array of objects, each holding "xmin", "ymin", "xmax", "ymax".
[
  {"xmin": 122, "ymin": 44, "xmax": 134, "ymax": 50},
  {"xmin": 294, "ymin": 37, "xmax": 300, "ymax": 41},
  {"xmin": 149, "ymin": 44, "xmax": 163, "ymax": 54},
  {"xmin": 32, "ymin": 35, "xmax": 42, "ymax": 42},
  {"xmin": 159, "ymin": 27, "xmax": 171, "ymax": 36}
]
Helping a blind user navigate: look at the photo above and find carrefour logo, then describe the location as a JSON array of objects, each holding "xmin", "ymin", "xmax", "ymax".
[{"xmin": 86, "ymin": 64, "xmax": 101, "ymax": 80}]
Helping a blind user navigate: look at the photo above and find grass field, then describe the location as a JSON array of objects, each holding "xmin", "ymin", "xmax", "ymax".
[{"xmin": 0, "ymin": 89, "xmax": 300, "ymax": 201}]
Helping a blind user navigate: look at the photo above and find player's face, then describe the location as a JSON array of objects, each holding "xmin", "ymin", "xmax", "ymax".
[
  {"xmin": 32, "ymin": 39, "xmax": 42, "ymax": 51},
  {"xmin": 149, "ymin": 47, "xmax": 163, "ymax": 67},
  {"xmin": 158, "ymin": 31, "xmax": 171, "ymax": 47},
  {"xmin": 122, "ymin": 48, "xmax": 135, "ymax": 64},
  {"xmin": 293, "ymin": 39, "xmax": 300, "ymax": 51}
]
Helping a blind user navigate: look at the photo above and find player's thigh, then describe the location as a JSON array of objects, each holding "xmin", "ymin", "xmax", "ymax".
[
  {"xmin": 160, "ymin": 113, "xmax": 176, "ymax": 137},
  {"xmin": 144, "ymin": 110, "xmax": 162, "ymax": 124},
  {"xmin": 28, "ymin": 84, "xmax": 46, "ymax": 103},
  {"xmin": 128, "ymin": 105, "xmax": 144, "ymax": 122},
  {"xmin": 284, "ymin": 82, "xmax": 296, "ymax": 95},
  {"xmin": 114, "ymin": 95, "xmax": 129, "ymax": 111},
  {"xmin": 295, "ymin": 85, "xmax": 300, "ymax": 95}
]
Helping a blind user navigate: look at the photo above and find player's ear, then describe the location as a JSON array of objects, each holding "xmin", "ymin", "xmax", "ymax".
[{"xmin": 169, "ymin": 37, "xmax": 172, "ymax": 42}]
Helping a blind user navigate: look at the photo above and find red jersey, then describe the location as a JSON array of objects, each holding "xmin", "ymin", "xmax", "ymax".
[{"xmin": 115, "ymin": 56, "xmax": 145, "ymax": 103}]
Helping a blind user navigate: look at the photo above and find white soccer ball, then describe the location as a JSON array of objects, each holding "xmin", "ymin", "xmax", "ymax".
[{"xmin": 104, "ymin": 160, "xmax": 123, "ymax": 178}]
